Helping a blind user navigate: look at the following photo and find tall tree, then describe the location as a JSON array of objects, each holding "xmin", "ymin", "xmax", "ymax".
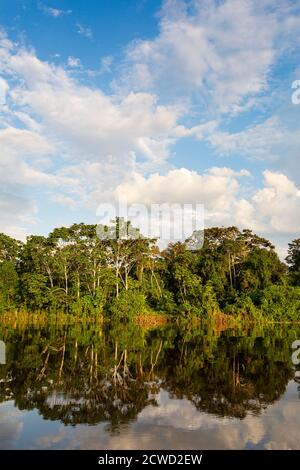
[{"xmin": 286, "ymin": 238, "xmax": 300, "ymax": 286}]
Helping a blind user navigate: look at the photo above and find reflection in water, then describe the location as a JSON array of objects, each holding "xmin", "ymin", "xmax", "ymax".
[{"xmin": 0, "ymin": 322, "xmax": 300, "ymax": 449}]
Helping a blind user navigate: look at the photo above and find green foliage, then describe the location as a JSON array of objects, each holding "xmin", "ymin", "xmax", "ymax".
[
  {"xmin": 0, "ymin": 233, "xmax": 23, "ymax": 263},
  {"xmin": 238, "ymin": 248, "xmax": 285, "ymax": 292},
  {"xmin": 201, "ymin": 282, "xmax": 220, "ymax": 316},
  {"xmin": 69, "ymin": 291, "xmax": 104, "ymax": 317},
  {"xmin": 108, "ymin": 290, "xmax": 149, "ymax": 321},
  {"xmin": 258, "ymin": 285, "xmax": 300, "ymax": 321},
  {"xmin": 224, "ymin": 294, "xmax": 260, "ymax": 320},
  {"xmin": 286, "ymin": 238, "xmax": 300, "ymax": 286},
  {"xmin": 155, "ymin": 291, "xmax": 177, "ymax": 315},
  {"xmin": 0, "ymin": 224, "xmax": 299, "ymax": 322},
  {"xmin": 0, "ymin": 261, "xmax": 19, "ymax": 311},
  {"xmin": 21, "ymin": 273, "xmax": 50, "ymax": 310}
]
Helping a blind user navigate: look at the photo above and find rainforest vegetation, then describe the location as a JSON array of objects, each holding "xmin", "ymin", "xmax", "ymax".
[{"xmin": 0, "ymin": 218, "xmax": 300, "ymax": 322}]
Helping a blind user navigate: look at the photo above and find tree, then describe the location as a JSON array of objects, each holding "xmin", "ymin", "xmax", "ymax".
[
  {"xmin": 286, "ymin": 238, "xmax": 300, "ymax": 286},
  {"xmin": 238, "ymin": 247, "xmax": 286, "ymax": 294},
  {"xmin": 0, "ymin": 223, "xmax": 298, "ymax": 322},
  {"xmin": 0, "ymin": 261, "xmax": 19, "ymax": 310},
  {"xmin": 0, "ymin": 233, "xmax": 23, "ymax": 264},
  {"xmin": 21, "ymin": 236, "xmax": 56, "ymax": 289},
  {"xmin": 101, "ymin": 218, "xmax": 156, "ymax": 297},
  {"xmin": 0, "ymin": 233, "xmax": 22, "ymax": 311},
  {"xmin": 162, "ymin": 243, "xmax": 203, "ymax": 314}
]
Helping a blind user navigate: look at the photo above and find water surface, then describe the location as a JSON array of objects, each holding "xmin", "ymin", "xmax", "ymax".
[{"xmin": 0, "ymin": 322, "xmax": 300, "ymax": 449}]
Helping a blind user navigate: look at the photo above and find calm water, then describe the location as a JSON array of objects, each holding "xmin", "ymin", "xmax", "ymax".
[{"xmin": 0, "ymin": 321, "xmax": 300, "ymax": 450}]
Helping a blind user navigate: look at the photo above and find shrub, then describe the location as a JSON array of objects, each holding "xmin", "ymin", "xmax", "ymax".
[
  {"xmin": 258, "ymin": 285, "xmax": 300, "ymax": 321},
  {"xmin": 108, "ymin": 290, "xmax": 149, "ymax": 321},
  {"xmin": 224, "ymin": 294, "xmax": 260, "ymax": 320}
]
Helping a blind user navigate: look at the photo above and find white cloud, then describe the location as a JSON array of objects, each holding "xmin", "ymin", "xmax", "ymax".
[
  {"xmin": 76, "ymin": 23, "xmax": 93, "ymax": 39},
  {"xmin": 0, "ymin": 41, "xmax": 182, "ymax": 165},
  {"xmin": 0, "ymin": 127, "xmax": 53, "ymax": 155},
  {"xmin": 114, "ymin": 167, "xmax": 245, "ymax": 208},
  {"xmin": 100, "ymin": 56, "xmax": 113, "ymax": 74},
  {"xmin": 253, "ymin": 171, "xmax": 300, "ymax": 234},
  {"xmin": 113, "ymin": 167, "xmax": 300, "ymax": 239},
  {"xmin": 0, "ymin": 15, "xmax": 299, "ymax": 251},
  {"xmin": 0, "ymin": 127, "xmax": 59, "ymax": 187},
  {"xmin": 0, "ymin": 125, "xmax": 78, "ymax": 236},
  {"xmin": 0, "ymin": 191, "xmax": 37, "ymax": 240},
  {"xmin": 67, "ymin": 56, "xmax": 81, "ymax": 68},
  {"xmin": 53, "ymin": 157, "xmax": 137, "ymax": 209},
  {"xmin": 193, "ymin": 115, "xmax": 300, "ymax": 187},
  {"xmin": 39, "ymin": 4, "xmax": 72, "ymax": 18},
  {"xmin": 204, "ymin": 117, "xmax": 288, "ymax": 159},
  {"xmin": 0, "ymin": 76, "xmax": 8, "ymax": 104},
  {"xmin": 119, "ymin": 0, "xmax": 300, "ymax": 114},
  {"xmin": 0, "ymin": 31, "xmax": 188, "ymax": 235}
]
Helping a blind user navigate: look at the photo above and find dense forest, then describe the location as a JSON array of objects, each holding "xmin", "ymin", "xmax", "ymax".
[{"xmin": 0, "ymin": 218, "xmax": 300, "ymax": 321}]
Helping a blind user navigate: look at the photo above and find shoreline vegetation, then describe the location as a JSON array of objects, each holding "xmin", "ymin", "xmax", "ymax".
[
  {"xmin": 0, "ymin": 218, "xmax": 300, "ymax": 326},
  {"xmin": 1, "ymin": 310, "xmax": 300, "ymax": 331}
]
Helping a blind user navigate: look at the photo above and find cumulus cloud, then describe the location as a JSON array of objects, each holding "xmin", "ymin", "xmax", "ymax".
[
  {"xmin": 0, "ymin": 30, "xmax": 188, "ymax": 236},
  {"xmin": 0, "ymin": 127, "xmax": 75, "ymax": 188},
  {"xmin": 119, "ymin": 0, "xmax": 300, "ymax": 114},
  {"xmin": 0, "ymin": 126, "xmax": 78, "ymax": 238},
  {"xmin": 253, "ymin": 171, "xmax": 300, "ymax": 234},
  {"xmin": 114, "ymin": 167, "xmax": 246, "ymax": 208},
  {"xmin": 113, "ymin": 167, "xmax": 300, "ymax": 238},
  {"xmin": 0, "ymin": 1, "xmax": 299, "ymax": 250},
  {"xmin": 0, "ymin": 127, "xmax": 52, "ymax": 155},
  {"xmin": 0, "ymin": 42, "xmax": 181, "ymax": 165}
]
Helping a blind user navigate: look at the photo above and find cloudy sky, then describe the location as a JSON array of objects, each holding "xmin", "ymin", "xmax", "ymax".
[{"xmin": 0, "ymin": 0, "xmax": 300, "ymax": 255}]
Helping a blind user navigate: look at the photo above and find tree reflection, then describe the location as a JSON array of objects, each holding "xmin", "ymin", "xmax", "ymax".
[{"xmin": 0, "ymin": 323, "xmax": 299, "ymax": 427}]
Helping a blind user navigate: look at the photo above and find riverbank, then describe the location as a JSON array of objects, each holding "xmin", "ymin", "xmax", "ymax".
[{"xmin": 1, "ymin": 309, "xmax": 300, "ymax": 331}]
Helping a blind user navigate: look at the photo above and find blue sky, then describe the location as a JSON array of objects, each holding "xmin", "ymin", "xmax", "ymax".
[{"xmin": 0, "ymin": 0, "xmax": 300, "ymax": 255}]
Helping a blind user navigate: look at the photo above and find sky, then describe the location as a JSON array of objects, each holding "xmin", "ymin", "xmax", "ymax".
[{"xmin": 0, "ymin": 0, "xmax": 300, "ymax": 257}]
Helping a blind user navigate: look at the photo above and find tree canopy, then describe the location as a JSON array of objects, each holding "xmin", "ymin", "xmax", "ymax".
[{"xmin": 0, "ymin": 220, "xmax": 299, "ymax": 321}]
